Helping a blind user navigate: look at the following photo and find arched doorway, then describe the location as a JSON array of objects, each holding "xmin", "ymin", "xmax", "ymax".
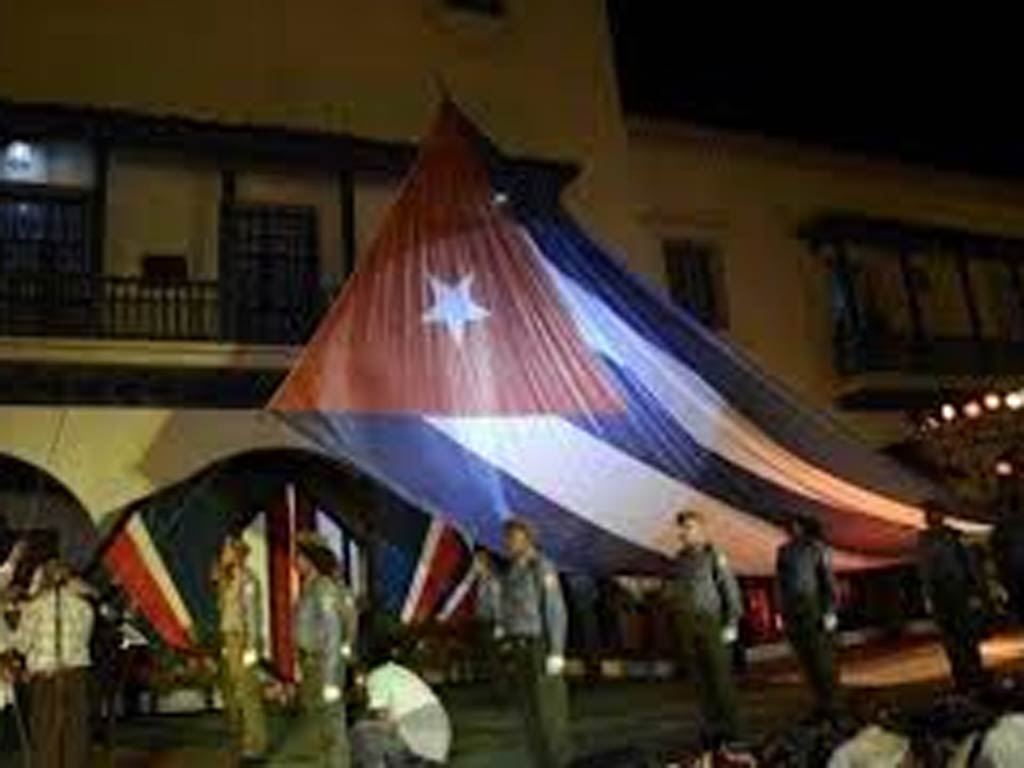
[
  {"xmin": 0, "ymin": 453, "xmax": 98, "ymax": 579},
  {"xmin": 101, "ymin": 447, "xmax": 475, "ymax": 684}
]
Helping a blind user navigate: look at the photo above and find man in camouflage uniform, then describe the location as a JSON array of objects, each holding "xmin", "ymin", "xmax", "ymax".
[
  {"xmin": 917, "ymin": 502, "xmax": 986, "ymax": 693},
  {"xmin": 499, "ymin": 517, "xmax": 570, "ymax": 768},
  {"xmin": 277, "ymin": 532, "xmax": 359, "ymax": 767},
  {"xmin": 776, "ymin": 517, "xmax": 841, "ymax": 719},
  {"xmin": 212, "ymin": 535, "xmax": 267, "ymax": 763},
  {"xmin": 670, "ymin": 510, "xmax": 744, "ymax": 752}
]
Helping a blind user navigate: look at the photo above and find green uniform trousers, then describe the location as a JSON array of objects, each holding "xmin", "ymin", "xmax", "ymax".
[
  {"xmin": 274, "ymin": 652, "xmax": 349, "ymax": 768},
  {"xmin": 678, "ymin": 615, "xmax": 740, "ymax": 749},
  {"xmin": 503, "ymin": 637, "xmax": 570, "ymax": 768},
  {"xmin": 934, "ymin": 601, "xmax": 985, "ymax": 692},
  {"xmin": 783, "ymin": 611, "xmax": 839, "ymax": 717},
  {"xmin": 221, "ymin": 632, "xmax": 268, "ymax": 760}
]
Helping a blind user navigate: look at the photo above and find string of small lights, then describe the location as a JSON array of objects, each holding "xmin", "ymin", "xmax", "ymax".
[{"xmin": 916, "ymin": 388, "xmax": 1024, "ymax": 485}]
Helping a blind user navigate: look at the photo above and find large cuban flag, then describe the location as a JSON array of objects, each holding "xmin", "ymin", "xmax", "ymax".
[{"xmin": 271, "ymin": 103, "xmax": 979, "ymax": 577}]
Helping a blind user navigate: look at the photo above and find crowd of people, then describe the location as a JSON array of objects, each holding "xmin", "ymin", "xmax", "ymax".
[{"xmin": 3, "ymin": 497, "xmax": 1024, "ymax": 767}]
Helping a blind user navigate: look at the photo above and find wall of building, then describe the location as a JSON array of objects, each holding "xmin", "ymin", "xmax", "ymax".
[
  {"xmin": 0, "ymin": 0, "xmax": 649, "ymax": 279},
  {"xmin": 106, "ymin": 151, "xmax": 221, "ymax": 279},
  {"xmin": 104, "ymin": 155, "xmax": 402, "ymax": 285},
  {"xmin": 0, "ymin": 407, "xmax": 316, "ymax": 525},
  {"xmin": 628, "ymin": 120, "xmax": 1024, "ymax": 445}
]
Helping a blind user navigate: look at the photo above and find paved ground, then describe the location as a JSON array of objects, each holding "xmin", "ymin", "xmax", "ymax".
[{"xmin": 3, "ymin": 633, "xmax": 1023, "ymax": 767}]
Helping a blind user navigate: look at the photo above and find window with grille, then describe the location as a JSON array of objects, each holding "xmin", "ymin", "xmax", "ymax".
[
  {"xmin": 220, "ymin": 203, "xmax": 321, "ymax": 344},
  {"xmin": 663, "ymin": 239, "xmax": 727, "ymax": 329},
  {"xmin": 0, "ymin": 194, "xmax": 89, "ymax": 274},
  {"xmin": 0, "ymin": 193, "xmax": 94, "ymax": 335}
]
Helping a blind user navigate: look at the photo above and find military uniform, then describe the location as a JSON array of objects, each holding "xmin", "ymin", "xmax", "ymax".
[
  {"xmin": 279, "ymin": 573, "xmax": 358, "ymax": 767},
  {"xmin": 500, "ymin": 554, "xmax": 570, "ymax": 768},
  {"xmin": 475, "ymin": 570, "xmax": 504, "ymax": 689},
  {"xmin": 217, "ymin": 565, "xmax": 268, "ymax": 760},
  {"xmin": 776, "ymin": 534, "xmax": 840, "ymax": 717},
  {"xmin": 670, "ymin": 544, "xmax": 743, "ymax": 750},
  {"xmin": 991, "ymin": 510, "xmax": 1024, "ymax": 624},
  {"xmin": 917, "ymin": 524, "xmax": 985, "ymax": 692}
]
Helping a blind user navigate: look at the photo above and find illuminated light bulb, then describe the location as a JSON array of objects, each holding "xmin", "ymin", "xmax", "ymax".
[
  {"xmin": 985, "ymin": 393, "xmax": 1002, "ymax": 411},
  {"xmin": 1007, "ymin": 392, "xmax": 1024, "ymax": 411},
  {"xmin": 4, "ymin": 141, "xmax": 32, "ymax": 166},
  {"xmin": 964, "ymin": 401, "xmax": 983, "ymax": 419},
  {"xmin": 996, "ymin": 460, "xmax": 1014, "ymax": 477},
  {"xmin": 492, "ymin": 191, "xmax": 509, "ymax": 206},
  {"xmin": 941, "ymin": 403, "xmax": 957, "ymax": 421}
]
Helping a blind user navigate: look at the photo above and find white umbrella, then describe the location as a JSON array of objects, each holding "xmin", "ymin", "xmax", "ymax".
[{"xmin": 396, "ymin": 703, "xmax": 451, "ymax": 763}]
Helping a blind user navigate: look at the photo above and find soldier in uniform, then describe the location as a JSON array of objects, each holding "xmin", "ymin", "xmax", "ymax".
[
  {"xmin": 211, "ymin": 534, "xmax": 267, "ymax": 764},
  {"xmin": 499, "ymin": 517, "xmax": 570, "ymax": 768},
  {"xmin": 472, "ymin": 547, "xmax": 504, "ymax": 690},
  {"xmin": 670, "ymin": 510, "xmax": 743, "ymax": 754},
  {"xmin": 991, "ymin": 491, "xmax": 1024, "ymax": 626},
  {"xmin": 279, "ymin": 532, "xmax": 359, "ymax": 767},
  {"xmin": 776, "ymin": 517, "xmax": 841, "ymax": 719},
  {"xmin": 916, "ymin": 502, "xmax": 986, "ymax": 693}
]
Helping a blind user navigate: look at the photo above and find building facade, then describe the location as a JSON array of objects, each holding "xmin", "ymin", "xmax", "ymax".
[{"xmin": 0, "ymin": 0, "xmax": 1021, "ymax": 650}]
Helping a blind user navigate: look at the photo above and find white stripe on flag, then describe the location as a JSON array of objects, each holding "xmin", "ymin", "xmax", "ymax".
[
  {"xmin": 426, "ymin": 415, "xmax": 889, "ymax": 576},
  {"xmin": 401, "ymin": 519, "xmax": 445, "ymax": 623},
  {"xmin": 348, "ymin": 538, "xmax": 364, "ymax": 598},
  {"xmin": 243, "ymin": 512, "xmax": 271, "ymax": 654},
  {"xmin": 315, "ymin": 510, "xmax": 345, "ymax": 561},
  {"xmin": 126, "ymin": 517, "xmax": 194, "ymax": 637},
  {"xmin": 438, "ymin": 569, "xmax": 477, "ymax": 622},
  {"xmin": 536, "ymin": 246, "xmax": 987, "ymax": 535}
]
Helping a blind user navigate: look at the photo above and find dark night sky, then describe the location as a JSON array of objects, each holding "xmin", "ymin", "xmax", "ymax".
[{"xmin": 606, "ymin": 5, "xmax": 1024, "ymax": 180}]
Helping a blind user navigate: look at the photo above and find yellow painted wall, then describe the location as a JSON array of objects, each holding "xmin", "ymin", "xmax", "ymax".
[
  {"xmin": 0, "ymin": 0, "xmax": 646, "ymax": 277},
  {"xmin": 354, "ymin": 179, "xmax": 401, "ymax": 261},
  {"xmin": 628, "ymin": 121, "xmax": 1024, "ymax": 444},
  {"xmin": 0, "ymin": 407, "xmax": 318, "ymax": 524},
  {"xmin": 106, "ymin": 151, "xmax": 221, "ymax": 280}
]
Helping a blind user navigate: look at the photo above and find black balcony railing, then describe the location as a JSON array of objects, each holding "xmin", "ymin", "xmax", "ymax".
[
  {"xmin": 803, "ymin": 214, "xmax": 1024, "ymax": 378},
  {"xmin": 0, "ymin": 272, "xmax": 335, "ymax": 345}
]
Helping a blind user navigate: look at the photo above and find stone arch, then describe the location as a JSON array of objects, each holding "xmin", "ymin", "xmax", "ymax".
[{"xmin": 0, "ymin": 452, "xmax": 99, "ymax": 572}]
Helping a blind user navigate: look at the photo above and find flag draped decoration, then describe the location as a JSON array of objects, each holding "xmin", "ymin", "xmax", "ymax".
[
  {"xmin": 101, "ymin": 470, "xmax": 473, "ymax": 650},
  {"xmin": 272, "ymin": 103, "xmax": 975, "ymax": 577}
]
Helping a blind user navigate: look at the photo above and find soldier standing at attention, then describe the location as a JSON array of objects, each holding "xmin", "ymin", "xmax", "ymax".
[
  {"xmin": 280, "ymin": 532, "xmax": 359, "ymax": 767},
  {"xmin": 776, "ymin": 517, "xmax": 841, "ymax": 719},
  {"xmin": 671, "ymin": 510, "xmax": 744, "ymax": 755},
  {"xmin": 499, "ymin": 517, "xmax": 570, "ymax": 768},
  {"xmin": 212, "ymin": 534, "xmax": 267, "ymax": 764},
  {"xmin": 991, "ymin": 490, "xmax": 1024, "ymax": 626},
  {"xmin": 472, "ymin": 547, "xmax": 504, "ymax": 690},
  {"xmin": 917, "ymin": 501, "xmax": 987, "ymax": 694}
]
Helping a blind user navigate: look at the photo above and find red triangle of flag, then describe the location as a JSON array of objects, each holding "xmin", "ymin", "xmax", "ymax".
[{"xmin": 272, "ymin": 104, "xmax": 620, "ymax": 415}]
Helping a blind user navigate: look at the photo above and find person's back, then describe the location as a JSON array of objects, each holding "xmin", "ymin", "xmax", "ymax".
[
  {"xmin": 991, "ymin": 511, "xmax": 1024, "ymax": 618},
  {"xmin": 916, "ymin": 506, "xmax": 986, "ymax": 693},
  {"xmin": 918, "ymin": 526, "xmax": 973, "ymax": 599},
  {"xmin": 777, "ymin": 537, "xmax": 830, "ymax": 615}
]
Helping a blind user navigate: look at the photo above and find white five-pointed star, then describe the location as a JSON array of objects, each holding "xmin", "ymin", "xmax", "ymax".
[{"xmin": 422, "ymin": 273, "xmax": 490, "ymax": 346}]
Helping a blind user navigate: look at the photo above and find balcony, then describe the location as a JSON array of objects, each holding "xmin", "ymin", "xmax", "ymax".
[
  {"xmin": 0, "ymin": 271, "xmax": 334, "ymax": 346},
  {"xmin": 803, "ymin": 214, "xmax": 1024, "ymax": 379}
]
